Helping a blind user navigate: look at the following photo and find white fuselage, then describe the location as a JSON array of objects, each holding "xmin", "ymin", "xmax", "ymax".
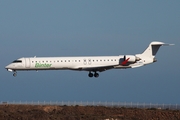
[
  {"xmin": 6, "ymin": 56, "xmax": 127, "ymax": 71},
  {"xmin": 5, "ymin": 55, "xmax": 142, "ymax": 78}
]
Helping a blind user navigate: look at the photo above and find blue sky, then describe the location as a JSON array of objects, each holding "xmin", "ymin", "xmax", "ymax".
[{"xmin": 0, "ymin": 1, "xmax": 179, "ymax": 104}]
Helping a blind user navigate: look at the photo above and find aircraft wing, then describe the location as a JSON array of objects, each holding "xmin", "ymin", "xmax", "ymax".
[
  {"xmin": 71, "ymin": 61, "xmax": 144, "ymax": 72},
  {"xmin": 115, "ymin": 62, "xmax": 144, "ymax": 69},
  {"xmin": 72, "ymin": 65, "xmax": 118, "ymax": 72}
]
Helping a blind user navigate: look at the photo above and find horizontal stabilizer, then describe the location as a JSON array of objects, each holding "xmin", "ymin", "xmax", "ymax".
[{"xmin": 151, "ymin": 41, "xmax": 174, "ymax": 46}]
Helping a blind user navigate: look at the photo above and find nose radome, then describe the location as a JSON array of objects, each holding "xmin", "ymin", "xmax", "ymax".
[
  {"xmin": 5, "ymin": 64, "xmax": 13, "ymax": 69},
  {"xmin": 5, "ymin": 64, "xmax": 14, "ymax": 72},
  {"xmin": 5, "ymin": 65, "xmax": 10, "ymax": 69}
]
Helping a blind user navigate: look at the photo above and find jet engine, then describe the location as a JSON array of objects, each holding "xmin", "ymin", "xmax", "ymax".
[{"xmin": 121, "ymin": 55, "xmax": 141, "ymax": 65}]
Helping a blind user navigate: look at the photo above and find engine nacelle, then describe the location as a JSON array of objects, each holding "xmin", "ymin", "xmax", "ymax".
[
  {"xmin": 125, "ymin": 55, "xmax": 137, "ymax": 62},
  {"xmin": 120, "ymin": 55, "xmax": 141, "ymax": 65}
]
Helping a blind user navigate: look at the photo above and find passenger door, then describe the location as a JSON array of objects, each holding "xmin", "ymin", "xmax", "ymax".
[
  {"xmin": 25, "ymin": 58, "xmax": 30, "ymax": 68},
  {"xmin": 83, "ymin": 59, "xmax": 87, "ymax": 65},
  {"xmin": 88, "ymin": 59, "xmax": 91, "ymax": 65}
]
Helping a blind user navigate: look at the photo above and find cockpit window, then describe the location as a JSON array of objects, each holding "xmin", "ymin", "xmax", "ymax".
[{"xmin": 12, "ymin": 60, "xmax": 22, "ymax": 63}]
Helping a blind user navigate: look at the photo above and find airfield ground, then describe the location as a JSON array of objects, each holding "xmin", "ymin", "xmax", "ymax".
[{"xmin": 0, "ymin": 105, "xmax": 180, "ymax": 120}]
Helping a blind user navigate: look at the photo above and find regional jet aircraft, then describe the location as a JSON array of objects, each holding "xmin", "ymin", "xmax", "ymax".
[{"xmin": 5, "ymin": 41, "xmax": 173, "ymax": 77}]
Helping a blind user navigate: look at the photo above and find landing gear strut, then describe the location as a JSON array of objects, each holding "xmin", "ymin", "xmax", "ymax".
[{"xmin": 88, "ymin": 72, "xmax": 99, "ymax": 78}]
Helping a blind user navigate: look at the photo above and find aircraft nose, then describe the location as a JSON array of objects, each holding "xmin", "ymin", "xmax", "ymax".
[
  {"xmin": 5, "ymin": 64, "xmax": 11, "ymax": 69},
  {"xmin": 5, "ymin": 64, "xmax": 14, "ymax": 72},
  {"xmin": 5, "ymin": 65, "xmax": 10, "ymax": 69},
  {"xmin": 5, "ymin": 64, "xmax": 13, "ymax": 69}
]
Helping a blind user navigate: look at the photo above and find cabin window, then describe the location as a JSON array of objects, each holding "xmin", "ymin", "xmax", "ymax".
[
  {"xmin": 68, "ymin": 60, "xmax": 70, "ymax": 62},
  {"xmin": 65, "ymin": 60, "xmax": 66, "ymax": 62},
  {"xmin": 32, "ymin": 61, "xmax": 34, "ymax": 63},
  {"xmin": 79, "ymin": 60, "xmax": 80, "ymax": 62},
  {"xmin": 75, "ymin": 60, "xmax": 77, "ymax": 62}
]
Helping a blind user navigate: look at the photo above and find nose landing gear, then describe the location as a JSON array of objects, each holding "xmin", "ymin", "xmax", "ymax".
[{"xmin": 13, "ymin": 71, "xmax": 17, "ymax": 77}]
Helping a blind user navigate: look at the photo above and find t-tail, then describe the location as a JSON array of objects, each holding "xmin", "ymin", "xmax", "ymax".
[{"xmin": 135, "ymin": 41, "xmax": 174, "ymax": 65}]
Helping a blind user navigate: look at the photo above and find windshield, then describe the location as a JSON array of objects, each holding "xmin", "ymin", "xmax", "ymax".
[{"xmin": 12, "ymin": 60, "xmax": 22, "ymax": 63}]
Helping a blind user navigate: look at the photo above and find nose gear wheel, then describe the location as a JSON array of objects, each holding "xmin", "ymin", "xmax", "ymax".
[{"xmin": 13, "ymin": 72, "xmax": 17, "ymax": 77}]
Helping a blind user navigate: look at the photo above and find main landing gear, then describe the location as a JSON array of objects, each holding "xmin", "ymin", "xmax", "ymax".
[{"xmin": 88, "ymin": 72, "xmax": 99, "ymax": 78}]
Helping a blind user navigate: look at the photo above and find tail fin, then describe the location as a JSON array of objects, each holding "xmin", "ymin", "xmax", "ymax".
[
  {"xmin": 136, "ymin": 41, "xmax": 174, "ymax": 64},
  {"xmin": 139, "ymin": 41, "xmax": 173, "ymax": 58}
]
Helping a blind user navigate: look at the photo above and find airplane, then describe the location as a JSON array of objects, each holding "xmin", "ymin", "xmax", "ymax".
[{"xmin": 5, "ymin": 41, "xmax": 174, "ymax": 77}]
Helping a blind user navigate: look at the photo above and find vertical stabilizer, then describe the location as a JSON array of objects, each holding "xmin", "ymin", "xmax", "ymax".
[
  {"xmin": 136, "ymin": 41, "xmax": 174, "ymax": 64},
  {"xmin": 140, "ymin": 41, "xmax": 173, "ymax": 58},
  {"xmin": 142, "ymin": 41, "xmax": 163, "ymax": 58}
]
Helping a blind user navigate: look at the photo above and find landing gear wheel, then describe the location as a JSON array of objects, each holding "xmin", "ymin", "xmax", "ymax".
[
  {"xmin": 94, "ymin": 73, "xmax": 99, "ymax": 78},
  {"xmin": 13, "ymin": 72, "xmax": 17, "ymax": 77},
  {"xmin": 88, "ymin": 72, "xmax": 93, "ymax": 77}
]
